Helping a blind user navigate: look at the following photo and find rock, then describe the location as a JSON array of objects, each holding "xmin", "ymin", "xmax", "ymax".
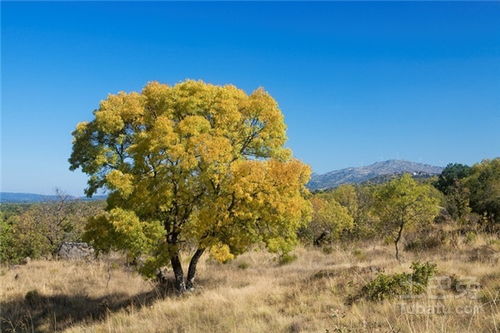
[{"xmin": 57, "ymin": 242, "xmax": 94, "ymax": 260}]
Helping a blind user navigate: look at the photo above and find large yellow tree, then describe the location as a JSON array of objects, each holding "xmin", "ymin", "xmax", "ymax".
[{"xmin": 70, "ymin": 80, "xmax": 311, "ymax": 291}]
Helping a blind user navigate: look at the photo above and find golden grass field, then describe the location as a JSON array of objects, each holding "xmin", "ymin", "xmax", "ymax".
[{"xmin": 1, "ymin": 236, "xmax": 499, "ymax": 333}]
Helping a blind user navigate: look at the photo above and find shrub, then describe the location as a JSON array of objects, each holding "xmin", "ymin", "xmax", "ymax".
[
  {"xmin": 359, "ymin": 262, "xmax": 437, "ymax": 301},
  {"xmin": 465, "ymin": 231, "xmax": 477, "ymax": 244},
  {"xmin": 352, "ymin": 248, "xmax": 365, "ymax": 260},
  {"xmin": 464, "ymin": 158, "xmax": 500, "ymax": 230},
  {"xmin": 309, "ymin": 195, "xmax": 354, "ymax": 246},
  {"xmin": 0, "ymin": 200, "xmax": 103, "ymax": 264},
  {"xmin": 278, "ymin": 253, "xmax": 298, "ymax": 265},
  {"xmin": 1, "ymin": 214, "xmax": 53, "ymax": 263},
  {"xmin": 237, "ymin": 261, "xmax": 250, "ymax": 270},
  {"xmin": 0, "ymin": 218, "xmax": 15, "ymax": 262},
  {"xmin": 322, "ymin": 246, "xmax": 334, "ymax": 255},
  {"xmin": 25, "ymin": 290, "xmax": 42, "ymax": 307}
]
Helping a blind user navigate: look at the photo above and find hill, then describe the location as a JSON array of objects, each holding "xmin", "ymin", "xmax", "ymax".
[
  {"xmin": 2, "ymin": 160, "xmax": 444, "ymax": 201},
  {"xmin": 308, "ymin": 160, "xmax": 443, "ymax": 190}
]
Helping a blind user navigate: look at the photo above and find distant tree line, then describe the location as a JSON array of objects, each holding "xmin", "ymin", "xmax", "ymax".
[
  {"xmin": 301, "ymin": 158, "xmax": 499, "ymax": 259},
  {"xmin": 1, "ymin": 158, "xmax": 498, "ymax": 273}
]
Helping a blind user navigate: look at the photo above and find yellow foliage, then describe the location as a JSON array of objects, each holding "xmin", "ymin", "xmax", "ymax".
[
  {"xmin": 105, "ymin": 170, "xmax": 134, "ymax": 198},
  {"xmin": 70, "ymin": 80, "xmax": 311, "ymax": 277},
  {"xmin": 209, "ymin": 243, "xmax": 235, "ymax": 263},
  {"xmin": 309, "ymin": 195, "xmax": 354, "ymax": 240}
]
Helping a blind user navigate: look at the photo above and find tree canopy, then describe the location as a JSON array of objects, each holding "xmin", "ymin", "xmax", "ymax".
[
  {"xmin": 69, "ymin": 80, "xmax": 311, "ymax": 291},
  {"xmin": 465, "ymin": 158, "xmax": 500, "ymax": 227},
  {"xmin": 434, "ymin": 163, "xmax": 471, "ymax": 195},
  {"xmin": 309, "ymin": 194, "xmax": 353, "ymax": 245},
  {"xmin": 372, "ymin": 174, "xmax": 441, "ymax": 260}
]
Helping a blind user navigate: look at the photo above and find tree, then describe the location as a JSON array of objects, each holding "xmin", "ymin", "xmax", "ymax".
[
  {"xmin": 444, "ymin": 183, "xmax": 471, "ymax": 223},
  {"xmin": 330, "ymin": 184, "xmax": 359, "ymax": 219},
  {"xmin": 372, "ymin": 174, "xmax": 440, "ymax": 261},
  {"xmin": 434, "ymin": 163, "xmax": 471, "ymax": 195},
  {"xmin": 464, "ymin": 158, "xmax": 500, "ymax": 230},
  {"xmin": 25, "ymin": 191, "xmax": 100, "ymax": 251},
  {"xmin": 0, "ymin": 196, "xmax": 103, "ymax": 263},
  {"xmin": 309, "ymin": 195, "xmax": 353, "ymax": 245},
  {"xmin": 70, "ymin": 80, "xmax": 311, "ymax": 292}
]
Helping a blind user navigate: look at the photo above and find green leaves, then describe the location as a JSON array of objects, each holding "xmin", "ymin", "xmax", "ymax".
[
  {"xmin": 360, "ymin": 261, "xmax": 437, "ymax": 301},
  {"xmin": 371, "ymin": 174, "xmax": 441, "ymax": 259},
  {"xmin": 310, "ymin": 195, "xmax": 354, "ymax": 240},
  {"xmin": 71, "ymin": 80, "xmax": 311, "ymax": 277},
  {"xmin": 83, "ymin": 208, "xmax": 163, "ymax": 259},
  {"xmin": 373, "ymin": 174, "xmax": 441, "ymax": 232},
  {"xmin": 465, "ymin": 158, "xmax": 500, "ymax": 226}
]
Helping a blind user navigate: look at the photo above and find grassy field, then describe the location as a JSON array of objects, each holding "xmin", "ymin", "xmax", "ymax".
[{"xmin": 1, "ymin": 237, "xmax": 499, "ymax": 333}]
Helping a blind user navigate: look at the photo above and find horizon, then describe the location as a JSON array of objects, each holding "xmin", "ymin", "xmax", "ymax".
[{"xmin": 2, "ymin": 2, "xmax": 500, "ymax": 196}]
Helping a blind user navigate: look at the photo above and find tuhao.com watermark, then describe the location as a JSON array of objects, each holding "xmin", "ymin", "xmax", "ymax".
[
  {"xmin": 397, "ymin": 275, "xmax": 483, "ymax": 316},
  {"xmin": 398, "ymin": 302, "xmax": 481, "ymax": 315}
]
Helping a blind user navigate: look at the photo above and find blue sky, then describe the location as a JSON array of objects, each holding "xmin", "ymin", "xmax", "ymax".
[{"xmin": 2, "ymin": 2, "xmax": 499, "ymax": 195}]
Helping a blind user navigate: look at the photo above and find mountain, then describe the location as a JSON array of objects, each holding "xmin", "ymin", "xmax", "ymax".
[
  {"xmin": 0, "ymin": 192, "xmax": 107, "ymax": 203},
  {"xmin": 307, "ymin": 160, "xmax": 443, "ymax": 190},
  {"xmin": 1, "ymin": 160, "xmax": 443, "ymax": 202}
]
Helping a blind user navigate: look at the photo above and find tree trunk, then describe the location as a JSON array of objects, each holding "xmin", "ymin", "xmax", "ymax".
[
  {"xmin": 394, "ymin": 221, "xmax": 405, "ymax": 262},
  {"xmin": 314, "ymin": 231, "xmax": 330, "ymax": 246},
  {"xmin": 170, "ymin": 254, "xmax": 186, "ymax": 293},
  {"xmin": 186, "ymin": 248, "xmax": 205, "ymax": 290}
]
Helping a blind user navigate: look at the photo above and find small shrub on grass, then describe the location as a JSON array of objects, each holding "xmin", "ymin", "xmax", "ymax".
[
  {"xmin": 465, "ymin": 231, "xmax": 477, "ymax": 244},
  {"xmin": 487, "ymin": 238, "xmax": 500, "ymax": 247},
  {"xmin": 352, "ymin": 248, "xmax": 366, "ymax": 260},
  {"xmin": 352, "ymin": 248, "xmax": 361, "ymax": 255},
  {"xmin": 410, "ymin": 261, "xmax": 437, "ymax": 286},
  {"xmin": 359, "ymin": 261, "xmax": 437, "ymax": 301},
  {"xmin": 237, "ymin": 261, "xmax": 250, "ymax": 270},
  {"xmin": 322, "ymin": 246, "xmax": 334, "ymax": 255},
  {"xmin": 278, "ymin": 253, "xmax": 297, "ymax": 265},
  {"xmin": 25, "ymin": 290, "xmax": 42, "ymax": 307}
]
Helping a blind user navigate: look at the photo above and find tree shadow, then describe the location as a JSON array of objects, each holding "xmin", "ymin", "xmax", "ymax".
[{"xmin": 0, "ymin": 280, "xmax": 178, "ymax": 333}]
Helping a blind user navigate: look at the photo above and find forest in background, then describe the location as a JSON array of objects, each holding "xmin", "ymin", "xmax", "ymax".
[{"xmin": 1, "ymin": 158, "xmax": 498, "ymax": 266}]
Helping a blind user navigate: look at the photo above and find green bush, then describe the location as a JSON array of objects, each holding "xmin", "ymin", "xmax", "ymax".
[
  {"xmin": 1, "ymin": 214, "xmax": 54, "ymax": 263},
  {"xmin": 0, "ymin": 200, "xmax": 104, "ymax": 264},
  {"xmin": 465, "ymin": 231, "xmax": 477, "ymax": 244},
  {"xmin": 25, "ymin": 289, "xmax": 42, "ymax": 307},
  {"xmin": 237, "ymin": 261, "xmax": 250, "ymax": 270},
  {"xmin": 0, "ymin": 218, "xmax": 15, "ymax": 262},
  {"xmin": 278, "ymin": 253, "xmax": 297, "ymax": 265},
  {"xmin": 360, "ymin": 262, "xmax": 437, "ymax": 301},
  {"xmin": 352, "ymin": 248, "xmax": 366, "ymax": 260},
  {"xmin": 322, "ymin": 246, "xmax": 334, "ymax": 255}
]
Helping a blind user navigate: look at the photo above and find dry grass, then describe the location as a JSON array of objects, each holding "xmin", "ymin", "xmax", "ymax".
[{"xmin": 1, "ymin": 237, "xmax": 499, "ymax": 333}]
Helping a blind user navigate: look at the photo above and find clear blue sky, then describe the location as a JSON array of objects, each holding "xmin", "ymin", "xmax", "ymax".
[{"xmin": 2, "ymin": 2, "xmax": 499, "ymax": 195}]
